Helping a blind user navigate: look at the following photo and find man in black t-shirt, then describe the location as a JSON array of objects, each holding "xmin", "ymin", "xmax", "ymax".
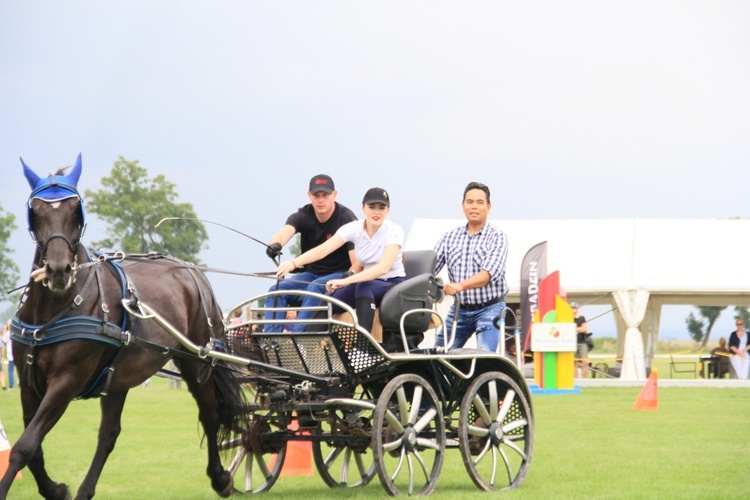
[{"xmin": 264, "ymin": 174, "xmax": 358, "ymax": 332}]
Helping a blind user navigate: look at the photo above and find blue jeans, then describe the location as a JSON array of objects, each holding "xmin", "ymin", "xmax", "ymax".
[
  {"xmin": 435, "ymin": 301, "xmax": 504, "ymax": 352},
  {"xmin": 264, "ymin": 271, "xmax": 345, "ymax": 332}
]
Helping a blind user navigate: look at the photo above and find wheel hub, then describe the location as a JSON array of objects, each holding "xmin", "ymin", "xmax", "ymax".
[
  {"xmin": 402, "ymin": 427, "xmax": 418, "ymax": 451},
  {"xmin": 488, "ymin": 421, "xmax": 504, "ymax": 445}
]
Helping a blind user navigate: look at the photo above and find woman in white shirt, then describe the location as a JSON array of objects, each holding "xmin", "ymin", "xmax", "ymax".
[{"xmin": 276, "ymin": 187, "xmax": 405, "ymax": 333}]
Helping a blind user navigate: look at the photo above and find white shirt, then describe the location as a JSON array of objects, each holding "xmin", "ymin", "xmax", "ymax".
[{"xmin": 337, "ymin": 219, "xmax": 405, "ymax": 279}]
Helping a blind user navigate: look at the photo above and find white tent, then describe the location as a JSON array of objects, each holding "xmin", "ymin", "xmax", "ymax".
[{"xmin": 405, "ymin": 218, "xmax": 750, "ymax": 380}]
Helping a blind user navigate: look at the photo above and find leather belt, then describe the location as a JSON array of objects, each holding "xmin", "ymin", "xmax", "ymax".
[{"xmin": 461, "ymin": 297, "xmax": 501, "ymax": 312}]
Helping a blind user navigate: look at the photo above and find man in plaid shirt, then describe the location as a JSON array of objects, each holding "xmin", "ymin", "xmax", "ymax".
[{"xmin": 434, "ymin": 182, "xmax": 508, "ymax": 351}]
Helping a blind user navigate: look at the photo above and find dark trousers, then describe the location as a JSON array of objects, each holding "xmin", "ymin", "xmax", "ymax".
[{"xmin": 330, "ymin": 277, "xmax": 405, "ymax": 313}]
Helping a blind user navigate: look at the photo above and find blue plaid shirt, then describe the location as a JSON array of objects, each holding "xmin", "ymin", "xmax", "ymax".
[{"xmin": 433, "ymin": 223, "xmax": 508, "ymax": 305}]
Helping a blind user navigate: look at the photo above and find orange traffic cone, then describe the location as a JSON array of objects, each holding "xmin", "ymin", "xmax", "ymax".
[
  {"xmin": 279, "ymin": 420, "xmax": 313, "ymax": 477},
  {"xmin": 633, "ymin": 368, "xmax": 658, "ymax": 411},
  {"xmin": 0, "ymin": 417, "xmax": 23, "ymax": 479}
]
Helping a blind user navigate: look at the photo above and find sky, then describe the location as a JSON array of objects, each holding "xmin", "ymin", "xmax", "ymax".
[{"xmin": 2, "ymin": 2, "xmax": 749, "ymax": 340}]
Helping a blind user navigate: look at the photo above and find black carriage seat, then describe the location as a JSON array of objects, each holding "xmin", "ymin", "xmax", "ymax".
[{"xmin": 378, "ymin": 250, "xmax": 443, "ymax": 353}]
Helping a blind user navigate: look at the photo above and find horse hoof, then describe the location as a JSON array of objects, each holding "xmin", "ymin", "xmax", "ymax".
[
  {"xmin": 44, "ymin": 483, "xmax": 71, "ymax": 500},
  {"xmin": 213, "ymin": 471, "xmax": 233, "ymax": 498}
]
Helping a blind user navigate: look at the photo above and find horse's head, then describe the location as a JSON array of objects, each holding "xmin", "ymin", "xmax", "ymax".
[{"xmin": 22, "ymin": 154, "xmax": 86, "ymax": 293}]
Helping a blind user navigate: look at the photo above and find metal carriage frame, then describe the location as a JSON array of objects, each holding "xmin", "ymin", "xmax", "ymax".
[{"xmin": 178, "ymin": 289, "xmax": 536, "ymax": 496}]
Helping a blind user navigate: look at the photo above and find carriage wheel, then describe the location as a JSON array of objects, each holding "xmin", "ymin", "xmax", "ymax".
[
  {"xmin": 312, "ymin": 415, "xmax": 376, "ymax": 488},
  {"xmin": 372, "ymin": 374, "xmax": 445, "ymax": 496},
  {"xmin": 219, "ymin": 409, "xmax": 288, "ymax": 494},
  {"xmin": 458, "ymin": 371, "xmax": 534, "ymax": 491},
  {"xmin": 313, "ymin": 384, "xmax": 376, "ymax": 488}
]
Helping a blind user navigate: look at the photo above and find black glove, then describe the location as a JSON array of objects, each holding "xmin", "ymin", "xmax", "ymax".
[{"xmin": 266, "ymin": 242, "xmax": 283, "ymax": 260}]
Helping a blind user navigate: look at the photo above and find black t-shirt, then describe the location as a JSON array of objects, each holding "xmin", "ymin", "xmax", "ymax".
[
  {"xmin": 575, "ymin": 315, "xmax": 587, "ymax": 343},
  {"xmin": 286, "ymin": 202, "xmax": 357, "ymax": 276}
]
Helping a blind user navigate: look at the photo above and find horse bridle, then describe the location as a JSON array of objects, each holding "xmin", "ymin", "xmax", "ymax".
[{"xmin": 27, "ymin": 194, "xmax": 86, "ymax": 287}]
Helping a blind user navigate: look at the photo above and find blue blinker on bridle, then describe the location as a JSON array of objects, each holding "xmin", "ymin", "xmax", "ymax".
[{"xmin": 22, "ymin": 153, "xmax": 87, "ymax": 259}]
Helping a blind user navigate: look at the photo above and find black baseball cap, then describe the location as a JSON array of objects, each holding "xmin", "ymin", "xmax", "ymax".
[
  {"xmin": 309, "ymin": 174, "xmax": 335, "ymax": 194},
  {"xmin": 362, "ymin": 187, "xmax": 390, "ymax": 207}
]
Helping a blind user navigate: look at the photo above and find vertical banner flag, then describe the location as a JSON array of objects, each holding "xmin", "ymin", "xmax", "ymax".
[{"xmin": 521, "ymin": 241, "xmax": 548, "ymax": 352}]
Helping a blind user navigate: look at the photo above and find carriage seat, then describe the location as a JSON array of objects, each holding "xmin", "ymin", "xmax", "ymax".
[
  {"xmin": 333, "ymin": 250, "xmax": 443, "ymax": 351},
  {"xmin": 378, "ymin": 250, "xmax": 443, "ymax": 352}
]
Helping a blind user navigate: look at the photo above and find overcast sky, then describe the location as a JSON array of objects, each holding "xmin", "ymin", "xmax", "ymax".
[{"xmin": 2, "ymin": 2, "xmax": 749, "ymax": 339}]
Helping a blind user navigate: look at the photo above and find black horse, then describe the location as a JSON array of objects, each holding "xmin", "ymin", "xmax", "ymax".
[{"xmin": 0, "ymin": 155, "xmax": 246, "ymax": 499}]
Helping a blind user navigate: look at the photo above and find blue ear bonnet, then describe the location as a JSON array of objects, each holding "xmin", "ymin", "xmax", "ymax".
[{"xmin": 22, "ymin": 154, "xmax": 86, "ymax": 238}]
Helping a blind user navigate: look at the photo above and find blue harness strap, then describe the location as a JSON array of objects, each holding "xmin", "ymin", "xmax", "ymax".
[
  {"xmin": 12, "ymin": 252, "xmax": 134, "ymax": 399},
  {"xmin": 10, "ymin": 316, "xmax": 126, "ymax": 348}
]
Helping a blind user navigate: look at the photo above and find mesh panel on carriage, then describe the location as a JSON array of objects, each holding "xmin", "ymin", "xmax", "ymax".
[
  {"xmin": 224, "ymin": 326, "xmax": 264, "ymax": 361},
  {"xmin": 254, "ymin": 334, "xmax": 348, "ymax": 375},
  {"xmin": 329, "ymin": 324, "xmax": 391, "ymax": 374}
]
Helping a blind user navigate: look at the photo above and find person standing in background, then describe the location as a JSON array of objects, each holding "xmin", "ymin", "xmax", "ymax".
[
  {"xmin": 728, "ymin": 318, "xmax": 750, "ymax": 379},
  {"xmin": 572, "ymin": 302, "xmax": 589, "ymax": 379},
  {"xmin": 0, "ymin": 320, "xmax": 9, "ymax": 390}
]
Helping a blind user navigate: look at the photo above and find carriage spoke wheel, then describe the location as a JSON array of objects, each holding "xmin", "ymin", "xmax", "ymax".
[
  {"xmin": 372, "ymin": 374, "xmax": 445, "ymax": 496},
  {"xmin": 312, "ymin": 384, "xmax": 376, "ymax": 488},
  {"xmin": 219, "ymin": 410, "xmax": 288, "ymax": 494},
  {"xmin": 458, "ymin": 371, "xmax": 534, "ymax": 491}
]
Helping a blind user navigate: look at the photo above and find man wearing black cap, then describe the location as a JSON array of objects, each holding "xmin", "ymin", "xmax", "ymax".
[
  {"xmin": 433, "ymin": 182, "xmax": 508, "ymax": 352},
  {"xmin": 264, "ymin": 174, "xmax": 358, "ymax": 332}
]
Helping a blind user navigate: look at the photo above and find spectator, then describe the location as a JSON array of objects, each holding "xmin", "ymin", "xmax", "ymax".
[
  {"xmin": 433, "ymin": 182, "xmax": 508, "ymax": 352},
  {"xmin": 2, "ymin": 320, "xmax": 14, "ymax": 390},
  {"xmin": 572, "ymin": 302, "xmax": 589, "ymax": 378},
  {"xmin": 711, "ymin": 337, "xmax": 731, "ymax": 379},
  {"xmin": 276, "ymin": 187, "xmax": 405, "ymax": 337},
  {"xmin": 728, "ymin": 319, "xmax": 750, "ymax": 379},
  {"xmin": 0, "ymin": 320, "xmax": 7, "ymax": 390},
  {"xmin": 265, "ymin": 174, "xmax": 358, "ymax": 332}
]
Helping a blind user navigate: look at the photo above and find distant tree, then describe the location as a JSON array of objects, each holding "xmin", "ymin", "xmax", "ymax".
[
  {"xmin": 289, "ymin": 234, "xmax": 301, "ymax": 258},
  {"xmin": 736, "ymin": 307, "xmax": 750, "ymax": 326},
  {"xmin": 685, "ymin": 306, "xmax": 726, "ymax": 348},
  {"xmin": 84, "ymin": 157, "xmax": 208, "ymax": 263},
  {"xmin": 0, "ymin": 204, "xmax": 20, "ymax": 305}
]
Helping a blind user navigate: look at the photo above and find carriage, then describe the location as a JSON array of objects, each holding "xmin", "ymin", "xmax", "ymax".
[
  {"xmin": 134, "ymin": 248, "xmax": 534, "ymax": 495},
  {"xmin": 1, "ymin": 157, "xmax": 533, "ymax": 498}
]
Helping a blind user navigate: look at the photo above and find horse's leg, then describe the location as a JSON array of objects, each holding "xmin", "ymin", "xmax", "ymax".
[
  {"xmin": 75, "ymin": 390, "xmax": 128, "ymax": 500},
  {"xmin": 0, "ymin": 386, "xmax": 75, "ymax": 500},
  {"xmin": 181, "ymin": 365, "xmax": 233, "ymax": 498}
]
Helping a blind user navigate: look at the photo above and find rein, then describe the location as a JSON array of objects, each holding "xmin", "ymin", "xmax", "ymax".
[{"xmin": 78, "ymin": 252, "xmax": 318, "ymax": 286}]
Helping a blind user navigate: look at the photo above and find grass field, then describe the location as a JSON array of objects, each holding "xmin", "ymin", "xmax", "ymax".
[{"xmin": 1, "ymin": 377, "xmax": 748, "ymax": 499}]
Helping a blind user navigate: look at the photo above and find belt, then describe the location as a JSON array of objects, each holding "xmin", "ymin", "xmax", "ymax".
[{"xmin": 461, "ymin": 297, "xmax": 501, "ymax": 312}]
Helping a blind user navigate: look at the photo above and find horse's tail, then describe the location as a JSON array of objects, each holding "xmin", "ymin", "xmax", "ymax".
[{"xmin": 213, "ymin": 364, "xmax": 250, "ymax": 444}]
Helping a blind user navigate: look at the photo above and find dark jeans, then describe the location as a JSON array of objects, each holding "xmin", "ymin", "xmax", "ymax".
[{"xmin": 330, "ymin": 277, "xmax": 406, "ymax": 313}]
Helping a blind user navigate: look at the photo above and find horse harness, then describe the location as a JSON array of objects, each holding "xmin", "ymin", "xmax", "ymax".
[{"xmin": 11, "ymin": 250, "xmax": 225, "ymax": 399}]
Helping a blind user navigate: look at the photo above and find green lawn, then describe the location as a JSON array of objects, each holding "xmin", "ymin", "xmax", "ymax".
[{"xmin": 1, "ymin": 378, "xmax": 748, "ymax": 499}]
